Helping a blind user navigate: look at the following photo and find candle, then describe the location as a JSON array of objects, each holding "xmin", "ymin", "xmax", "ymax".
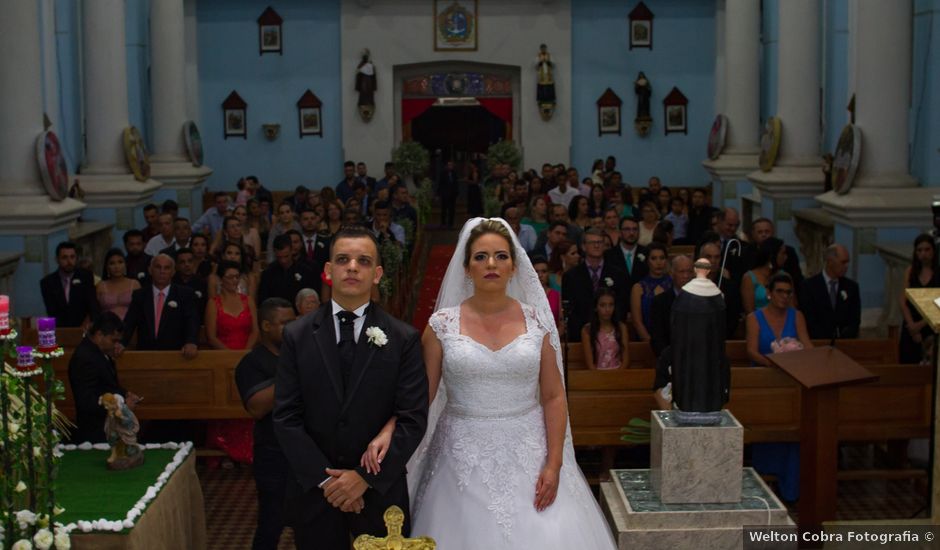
[
  {"xmin": 37, "ymin": 317, "xmax": 56, "ymax": 350},
  {"xmin": 0, "ymin": 295, "xmax": 8, "ymax": 333},
  {"xmin": 16, "ymin": 346, "xmax": 34, "ymax": 370}
]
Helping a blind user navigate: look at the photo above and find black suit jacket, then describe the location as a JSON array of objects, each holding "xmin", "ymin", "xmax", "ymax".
[
  {"xmin": 258, "ymin": 261, "xmax": 320, "ymax": 308},
  {"xmin": 122, "ymin": 284, "xmax": 200, "ymax": 350},
  {"xmin": 40, "ymin": 269, "xmax": 99, "ymax": 327},
  {"xmin": 604, "ymin": 244, "xmax": 650, "ymax": 288},
  {"xmin": 273, "ymin": 304, "xmax": 428, "ymax": 526},
  {"xmin": 562, "ymin": 261, "xmax": 629, "ymax": 342},
  {"xmin": 800, "ymin": 274, "xmax": 861, "ymax": 340},
  {"xmin": 649, "ymin": 289, "xmax": 678, "ymax": 357},
  {"xmin": 68, "ymin": 337, "xmax": 125, "ymax": 443}
]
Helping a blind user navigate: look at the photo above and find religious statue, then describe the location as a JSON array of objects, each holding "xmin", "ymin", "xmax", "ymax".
[
  {"xmin": 668, "ymin": 259, "xmax": 730, "ymax": 426},
  {"xmin": 536, "ymin": 44, "xmax": 556, "ymax": 121},
  {"xmin": 99, "ymin": 393, "xmax": 144, "ymax": 470},
  {"xmin": 634, "ymin": 71, "xmax": 652, "ymax": 136},
  {"xmin": 353, "ymin": 506, "xmax": 436, "ymax": 550},
  {"xmin": 356, "ymin": 49, "xmax": 377, "ymax": 122}
]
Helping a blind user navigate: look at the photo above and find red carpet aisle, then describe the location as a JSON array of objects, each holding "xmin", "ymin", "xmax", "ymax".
[{"xmin": 412, "ymin": 244, "xmax": 456, "ymax": 331}]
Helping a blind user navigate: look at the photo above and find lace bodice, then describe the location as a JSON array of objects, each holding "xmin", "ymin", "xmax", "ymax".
[{"xmin": 428, "ymin": 303, "xmax": 546, "ymax": 419}]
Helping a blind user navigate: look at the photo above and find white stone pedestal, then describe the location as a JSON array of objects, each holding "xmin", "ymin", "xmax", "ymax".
[{"xmin": 650, "ymin": 410, "xmax": 743, "ymax": 504}]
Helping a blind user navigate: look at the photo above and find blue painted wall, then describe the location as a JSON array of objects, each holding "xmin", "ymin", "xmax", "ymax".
[
  {"xmin": 911, "ymin": 0, "xmax": 940, "ymax": 186},
  {"xmin": 571, "ymin": 0, "xmax": 716, "ymax": 188},
  {"xmin": 52, "ymin": 0, "xmax": 85, "ymax": 171},
  {"xmin": 760, "ymin": 0, "xmax": 779, "ymax": 126},
  {"xmin": 126, "ymin": 0, "xmax": 152, "ymax": 144},
  {"xmin": 822, "ymin": 0, "xmax": 850, "ymax": 154},
  {"xmin": 197, "ymin": 0, "xmax": 343, "ymax": 192}
]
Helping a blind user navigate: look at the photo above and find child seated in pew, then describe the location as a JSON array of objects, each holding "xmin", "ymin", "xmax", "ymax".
[{"xmin": 581, "ymin": 288, "xmax": 630, "ymax": 369}]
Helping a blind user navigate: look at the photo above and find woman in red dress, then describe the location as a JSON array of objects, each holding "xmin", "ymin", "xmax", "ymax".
[{"xmin": 205, "ymin": 260, "xmax": 259, "ymax": 464}]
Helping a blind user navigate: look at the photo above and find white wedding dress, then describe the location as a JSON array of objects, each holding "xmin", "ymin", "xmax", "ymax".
[{"xmin": 410, "ymin": 303, "xmax": 617, "ymax": 549}]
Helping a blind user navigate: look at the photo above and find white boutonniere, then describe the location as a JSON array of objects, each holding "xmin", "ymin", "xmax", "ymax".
[
  {"xmin": 294, "ymin": 272, "xmax": 302, "ymax": 282},
  {"xmin": 167, "ymin": 300, "xmax": 178, "ymax": 308},
  {"xmin": 604, "ymin": 277, "xmax": 614, "ymax": 287},
  {"xmin": 317, "ymin": 241, "xmax": 325, "ymax": 248},
  {"xmin": 365, "ymin": 326, "xmax": 388, "ymax": 347},
  {"xmin": 637, "ymin": 253, "xmax": 646, "ymax": 262},
  {"xmin": 137, "ymin": 272, "xmax": 145, "ymax": 280},
  {"xmin": 195, "ymin": 290, "xmax": 203, "ymax": 298},
  {"xmin": 71, "ymin": 278, "xmax": 81, "ymax": 285},
  {"xmin": 840, "ymin": 290, "xmax": 847, "ymax": 301}
]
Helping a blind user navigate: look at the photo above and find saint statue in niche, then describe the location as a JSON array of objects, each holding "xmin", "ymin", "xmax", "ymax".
[
  {"xmin": 536, "ymin": 44, "xmax": 556, "ymax": 121},
  {"xmin": 356, "ymin": 49, "xmax": 377, "ymax": 122},
  {"xmin": 634, "ymin": 71, "xmax": 652, "ymax": 136}
]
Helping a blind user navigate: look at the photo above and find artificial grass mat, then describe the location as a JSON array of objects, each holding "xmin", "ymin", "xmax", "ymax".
[{"xmin": 56, "ymin": 449, "xmax": 179, "ymax": 527}]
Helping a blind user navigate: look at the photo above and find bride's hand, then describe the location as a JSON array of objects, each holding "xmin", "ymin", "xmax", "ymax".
[
  {"xmin": 360, "ymin": 417, "xmax": 397, "ymax": 474},
  {"xmin": 534, "ymin": 465, "xmax": 560, "ymax": 512}
]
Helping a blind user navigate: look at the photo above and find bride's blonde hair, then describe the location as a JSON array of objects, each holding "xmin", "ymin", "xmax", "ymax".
[{"xmin": 462, "ymin": 219, "xmax": 517, "ymax": 267}]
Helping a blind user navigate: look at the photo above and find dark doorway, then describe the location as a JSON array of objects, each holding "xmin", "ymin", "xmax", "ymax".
[{"xmin": 411, "ymin": 105, "xmax": 506, "ymax": 163}]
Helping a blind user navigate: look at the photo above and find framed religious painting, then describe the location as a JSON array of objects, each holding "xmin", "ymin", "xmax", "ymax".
[
  {"xmin": 759, "ymin": 116, "xmax": 782, "ymax": 172},
  {"xmin": 123, "ymin": 126, "xmax": 150, "ymax": 182},
  {"xmin": 297, "ymin": 89, "xmax": 323, "ymax": 138},
  {"xmin": 257, "ymin": 7, "xmax": 283, "ymax": 55},
  {"xmin": 597, "ymin": 88, "xmax": 623, "ymax": 136},
  {"xmin": 434, "ymin": 0, "xmax": 478, "ymax": 51},
  {"xmin": 662, "ymin": 87, "xmax": 688, "ymax": 135},
  {"xmin": 35, "ymin": 130, "xmax": 69, "ymax": 201},
  {"xmin": 832, "ymin": 124, "xmax": 861, "ymax": 195},
  {"xmin": 222, "ymin": 91, "xmax": 248, "ymax": 139},
  {"xmin": 629, "ymin": 2, "xmax": 654, "ymax": 50},
  {"xmin": 707, "ymin": 114, "xmax": 728, "ymax": 160},
  {"xmin": 183, "ymin": 121, "xmax": 204, "ymax": 167}
]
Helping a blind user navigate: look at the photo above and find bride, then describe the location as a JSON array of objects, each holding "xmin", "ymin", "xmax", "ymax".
[{"xmin": 362, "ymin": 218, "xmax": 616, "ymax": 549}]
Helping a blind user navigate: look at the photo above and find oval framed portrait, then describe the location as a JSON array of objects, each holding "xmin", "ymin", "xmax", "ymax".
[
  {"xmin": 35, "ymin": 130, "xmax": 69, "ymax": 201},
  {"xmin": 707, "ymin": 114, "xmax": 728, "ymax": 160},
  {"xmin": 123, "ymin": 126, "xmax": 151, "ymax": 182},
  {"xmin": 183, "ymin": 120, "xmax": 204, "ymax": 167},
  {"xmin": 832, "ymin": 124, "xmax": 861, "ymax": 195},
  {"xmin": 759, "ymin": 116, "xmax": 782, "ymax": 172}
]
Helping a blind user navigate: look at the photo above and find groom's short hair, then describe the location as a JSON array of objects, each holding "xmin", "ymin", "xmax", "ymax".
[{"xmin": 329, "ymin": 226, "xmax": 382, "ymax": 266}]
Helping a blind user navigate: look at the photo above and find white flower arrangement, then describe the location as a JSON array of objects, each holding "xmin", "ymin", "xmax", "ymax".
[
  {"xmin": 365, "ymin": 326, "xmax": 388, "ymax": 347},
  {"xmin": 604, "ymin": 277, "xmax": 614, "ymax": 287},
  {"xmin": 15, "ymin": 482, "xmax": 27, "ymax": 494},
  {"xmin": 840, "ymin": 290, "xmax": 847, "ymax": 301},
  {"xmin": 16, "ymin": 509, "xmax": 36, "ymax": 528},
  {"xmin": 32, "ymin": 348, "xmax": 64, "ymax": 361},
  {"xmin": 54, "ymin": 442, "xmax": 193, "ymax": 535},
  {"xmin": 11, "ymin": 539, "xmax": 32, "ymax": 550},
  {"xmin": 167, "ymin": 300, "xmax": 178, "ymax": 309},
  {"xmin": 0, "ymin": 328, "xmax": 19, "ymax": 341},
  {"xmin": 53, "ymin": 530, "xmax": 70, "ymax": 550},
  {"xmin": 636, "ymin": 253, "xmax": 646, "ymax": 262},
  {"xmin": 33, "ymin": 529, "xmax": 53, "ymax": 550}
]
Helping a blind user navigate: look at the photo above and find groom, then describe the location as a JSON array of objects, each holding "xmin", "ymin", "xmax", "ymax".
[{"xmin": 273, "ymin": 226, "xmax": 429, "ymax": 549}]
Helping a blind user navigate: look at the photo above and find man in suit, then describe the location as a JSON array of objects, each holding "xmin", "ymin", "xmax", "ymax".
[
  {"xmin": 356, "ymin": 162, "xmax": 377, "ymax": 196},
  {"xmin": 259, "ymin": 235, "xmax": 320, "ymax": 310},
  {"xmin": 563, "ymin": 228, "xmax": 630, "ymax": 342},
  {"xmin": 118, "ymin": 254, "xmax": 199, "ymax": 358},
  {"xmin": 649, "ymin": 255, "xmax": 694, "ymax": 357},
  {"xmin": 68, "ymin": 312, "xmax": 141, "ymax": 443},
  {"xmin": 273, "ymin": 226, "xmax": 428, "ymax": 549},
  {"xmin": 700, "ymin": 240, "xmax": 743, "ymax": 338},
  {"xmin": 298, "ymin": 209, "xmax": 330, "ymax": 282},
  {"xmin": 336, "ymin": 161, "xmax": 357, "ymax": 203},
  {"xmin": 800, "ymin": 244, "xmax": 861, "ymax": 340},
  {"xmin": 172, "ymin": 248, "xmax": 208, "ymax": 323},
  {"xmin": 604, "ymin": 217, "xmax": 650, "ymax": 297},
  {"xmin": 40, "ymin": 241, "xmax": 99, "ymax": 327},
  {"xmin": 160, "ymin": 217, "xmax": 193, "ymax": 258},
  {"xmin": 123, "ymin": 229, "xmax": 152, "ymax": 284},
  {"xmin": 438, "ymin": 160, "xmax": 459, "ymax": 228},
  {"xmin": 533, "ymin": 221, "xmax": 569, "ymax": 261}
]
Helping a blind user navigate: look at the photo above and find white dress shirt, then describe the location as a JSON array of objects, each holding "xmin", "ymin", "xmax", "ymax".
[
  {"xmin": 331, "ymin": 300, "xmax": 369, "ymax": 343},
  {"xmin": 145, "ymin": 234, "xmax": 175, "ymax": 256}
]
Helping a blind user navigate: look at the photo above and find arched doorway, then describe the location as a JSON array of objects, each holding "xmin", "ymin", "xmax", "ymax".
[{"xmin": 411, "ymin": 103, "xmax": 506, "ymax": 162}]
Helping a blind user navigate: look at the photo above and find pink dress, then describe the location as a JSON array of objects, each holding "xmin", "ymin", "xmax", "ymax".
[
  {"xmin": 594, "ymin": 329, "xmax": 621, "ymax": 370},
  {"xmin": 98, "ymin": 287, "xmax": 134, "ymax": 320}
]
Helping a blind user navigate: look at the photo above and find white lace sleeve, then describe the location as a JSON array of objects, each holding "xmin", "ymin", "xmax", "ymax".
[{"xmin": 427, "ymin": 306, "xmax": 458, "ymax": 339}]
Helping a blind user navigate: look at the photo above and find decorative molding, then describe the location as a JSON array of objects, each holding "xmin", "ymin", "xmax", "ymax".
[
  {"xmin": 815, "ymin": 187, "xmax": 935, "ymax": 228},
  {"xmin": 747, "ymin": 166, "xmax": 825, "ymax": 200},
  {"xmin": 0, "ymin": 196, "xmax": 84, "ymax": 236},
  {"xmin": 77, "ymin": 174, "xmax": 162, "ymax": 209}
]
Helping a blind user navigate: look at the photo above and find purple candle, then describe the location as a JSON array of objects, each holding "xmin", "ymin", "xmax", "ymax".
[
  {"xmin": 37, "ymin": 317, "xmax": 56, "ymax": 350},
  {"xmin": 16, "ymin": 346, "xmax": 34, "ymax": 370}
]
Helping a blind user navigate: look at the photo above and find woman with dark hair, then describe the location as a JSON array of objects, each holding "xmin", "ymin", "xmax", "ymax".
[
  {"xmin": 899, "ymin": 234, "xmax": 940, "ymax": 364},
  {"xmin": 601, "ymin": 207, "xmax": 621, "ymax": 248},
  {"xmin": 189, "ymin": 233, "xmax": 213, "ymax": 278},
  {"xmin": 588, "ymin": 184, "xmax": 607, "ymax": 218},
  {"xmin": 568, "ymin": 195, "xmax": 592, "ymax": 230},
  {"xmin": 630, "ymin": 242, "xmax": 671, "ymax": 341},
  {"xmin": 651, "ymin": 220, "xmax": 674, "ymax": 248},
  {"xmin": 208, "ymin": 242, "xmax": 258, "ymax": 301},
  {"xmin": 581, "ymin": 288, "xmax": 630, "ymax": 370},
  {"xmin": 619, "ymin": 186, "xmax": 637, "ymax": 219},
  {"xmin": 547, "ymin": 239, "xmax": 580, "ymax": 292},
  {"xmin": 638, "ymin": 201, "xmax": 659, "ymax": 246},
  {"xmin": 531, "ymin": 255, "xmax": 561, "ymax": 325},
  {"xmin": 96, "ymin": 248, "xmax": 141, "ymax": 320},
  {"xmin": 741, "ymin": 238, "xmax": 787, "ymax": 314}
]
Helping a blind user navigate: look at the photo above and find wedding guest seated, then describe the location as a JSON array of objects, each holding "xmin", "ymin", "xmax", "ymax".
[
  {"xmin": 604, "ymin": 217, "xmax": 650, "ymax": 297},
  {"xmin": 534, "ymin": 220, "xmax": 569, "ymax": 260},
  {"xmin": 258, "ymin": 235, "xmax": 318, "ymax": 311},
  {"xmin": 746, "ymin": 218, "xmax": 803, "ymax": 294},
  {"xmin": 96, "ymin": 248, "xmax": 141, "ymax": 321},
  {"xmin": 651, "ymin": 220, "xmax": 674, "ymax": 248},
  {"xmin": 160, "ymin": 217, "xmax": 193, "ymax": 256},
  {"xmin": 581, "ymin": 288, "xmax": 630, "ymax": 369},
  {"xmin": 68, "ymin": 312, "xmax": 140, "ymax": 444},
  {"xmin": 899, "ymin": 235, "xmax": 940, "ymax": 364},
  {"xmin": 78, "ymin": 257, "xmax": 102, "ymax": 286},
  {"xmin": 637, "ymin": 201, "xmax": 659, "ymax": 246},
  {"xmin": 231, "ymin": 204, "xmax": 264, "ymax": 261},
  {"xmin": 123, "ymin": 229, "xmax": 152, "ymax": 284},
  {"xmin": 342, "ymin": 207, "xmax": 363, "ymax": 227},
  {"xmin": 562, "ymin": 229, "xmax": 629, "ymax": 342},
  {"xmin": 370, "ymin": 201, "xmax": 405, "ymax": 246},
  {"xmin": 664, "ymin": 197, "xmax": 689, "ymax": 244},
  {"xmin": 40, "ymin": 241, "xmax": 99, "ymax": 327},
  {"xmin": 209, "ymin": 242, "xmax": 259, "ymax": 301},
  {"xmin": 235, "ymin": 298, "xmax": 296, "ymax": 549},
  {"xmin": 141, "ymin": 203, "xmax": 161, "ymax": 243},
  {"xmin": 569, "ymin": 196, "xmax": 592, "ymax": 232},
  {"xmin": 699, "ymin": 240, "xmax": 743, "ymax": 337},
  {"xmin": 173, "ymin": 247, "xmax": 209, "ymax": 323},
  {"xmin": 295, "ymin": 288, "xmax": 321, "ymax": 317},
  {"xmin": 193, "ymin": 192, "xmax": 230, "ymax": 236},
  {"xmin": 389, "ymin": 184, "xmax": 418, "ymax": 234},
  {"xmin": 189, "ymin": 233, "xmax": 213, "ymax": 279},
  {"xmin": 522, "ymin": 196, "xmax": 549, "ymax": 236},
  {"xmin": 213, "ymin": 215, "xmax": 258, "ymax": 270},
  {"xmin": 267, "ymin": 202, "xmax": 302, "ymax": 263},
  {"xmin": 741, "ymin": 239, "xmax": 779, "ymax": 315},
  {"xmin": 686, "ymin": 188, "xmax": 714, "ymax": 245},
  {"xmin": 144, "ymin": 212, "xmax": 176, "ymax": 256},
  {"xmin": 546, "ymin": 239, "xmax": 579, "ymax": 293},
  {"xmin": 531, "ymin": 256, "xmax": 561, "ymax": 326},
  {"xmin": 800, "ymin": 244, "xmax": 861, "ymax": 340},
  {"xmin": 206, "ymin": 261, "xmax": 258, "ymax": 351},
  {"xmin": 630, "ymin": 242, "xmax": 671, "ymax": 342},
  {"xmin": 601, "ymin": 207, "xmax": 621, "ymax": 249},
  {"xmin": 119, "ymin": 254, "xmax": 199, "ymax": 358},
  {"xmin": 161, "ymin": 199, "xmax": 179, "ymax": 219},
  {"xmin": 638, "ymin": 176, "xmax": 663, "ymax": 208},
  {"xmin": 503, "ymin": 205, "xmax": 536, "ymax": 253},
  {"xmin": 649, "ymin": 255, "xmax": 693, "ymax": 357},
  {"xmin": 324, "ymin": 199, "xmax": 344, "ymax": 238}
]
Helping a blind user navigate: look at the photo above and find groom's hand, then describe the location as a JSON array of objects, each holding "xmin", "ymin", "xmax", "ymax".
[{"xmin": 323, "ymin": 468, "xmax": 368, "ymax": 510}]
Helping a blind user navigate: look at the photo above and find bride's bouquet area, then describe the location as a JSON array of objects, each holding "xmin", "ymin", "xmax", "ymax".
[{"xmin": 0, "ymin": 322, "xmax": 71, "ymax": 550}]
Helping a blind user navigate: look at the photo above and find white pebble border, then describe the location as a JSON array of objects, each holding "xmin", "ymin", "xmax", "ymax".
[{"xmin": 53, "ymin": 441, "xmax": 193, "ymax": 534}]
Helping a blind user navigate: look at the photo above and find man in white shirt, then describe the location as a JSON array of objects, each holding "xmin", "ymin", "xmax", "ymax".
[
  {"xmin": 145, "ymin": 213, "xmax": 176, "ymax": 256},
  {"xmin": 503, "ymin": 206, "xmax": 537, "ymax": 253},
  {"xmin": 547, "ymin": 177, "xmax": 581, "ymax": 210}
]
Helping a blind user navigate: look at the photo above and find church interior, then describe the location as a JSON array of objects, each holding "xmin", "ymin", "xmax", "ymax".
[{"xmin": 2, "ymin": 0, "xmax": 940, "ymax": 548}]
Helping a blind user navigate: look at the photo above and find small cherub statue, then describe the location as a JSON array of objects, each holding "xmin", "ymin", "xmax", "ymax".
[{"xmin": 99, "ymin": 393, "xmax": 144, "ymax": 470}]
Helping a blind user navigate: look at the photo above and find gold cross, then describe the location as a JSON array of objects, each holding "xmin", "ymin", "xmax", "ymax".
[{"xmin": 353, "ymin": 506, "xmax": 436, "ymax": 550}]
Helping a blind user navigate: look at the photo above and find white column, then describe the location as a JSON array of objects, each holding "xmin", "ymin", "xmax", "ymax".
[
  {"xmin": 722, "ymin": 0, "xmax": 760, "ymax": 155},
  {"xmin": 713, "ymin": 0, "xmax": 726, "ymax": 115},
  {"xmin": 82, "ymin": 0, "xmax": 132, "ymax": 174},
  {"xmin": 0, "ymin": 1, "xmax": 45, "ymax": 195},
  {"xmin": 851, "ymin": 0, "xmax": 916, "ymax": 188},
  {"xmin": 776, "ymin": 0, "xmax": 820, "ymax": 166},
  {"xmin": 183, "ymin": 0, "xmax": 200, "ymax": 123},
  {"xmin": 40, "ymin": 0, "xmax": 60, "ymax": 132},
  {"xmin": 151, "ymin": 0, "xmax": 188, "ymax": 163}
]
